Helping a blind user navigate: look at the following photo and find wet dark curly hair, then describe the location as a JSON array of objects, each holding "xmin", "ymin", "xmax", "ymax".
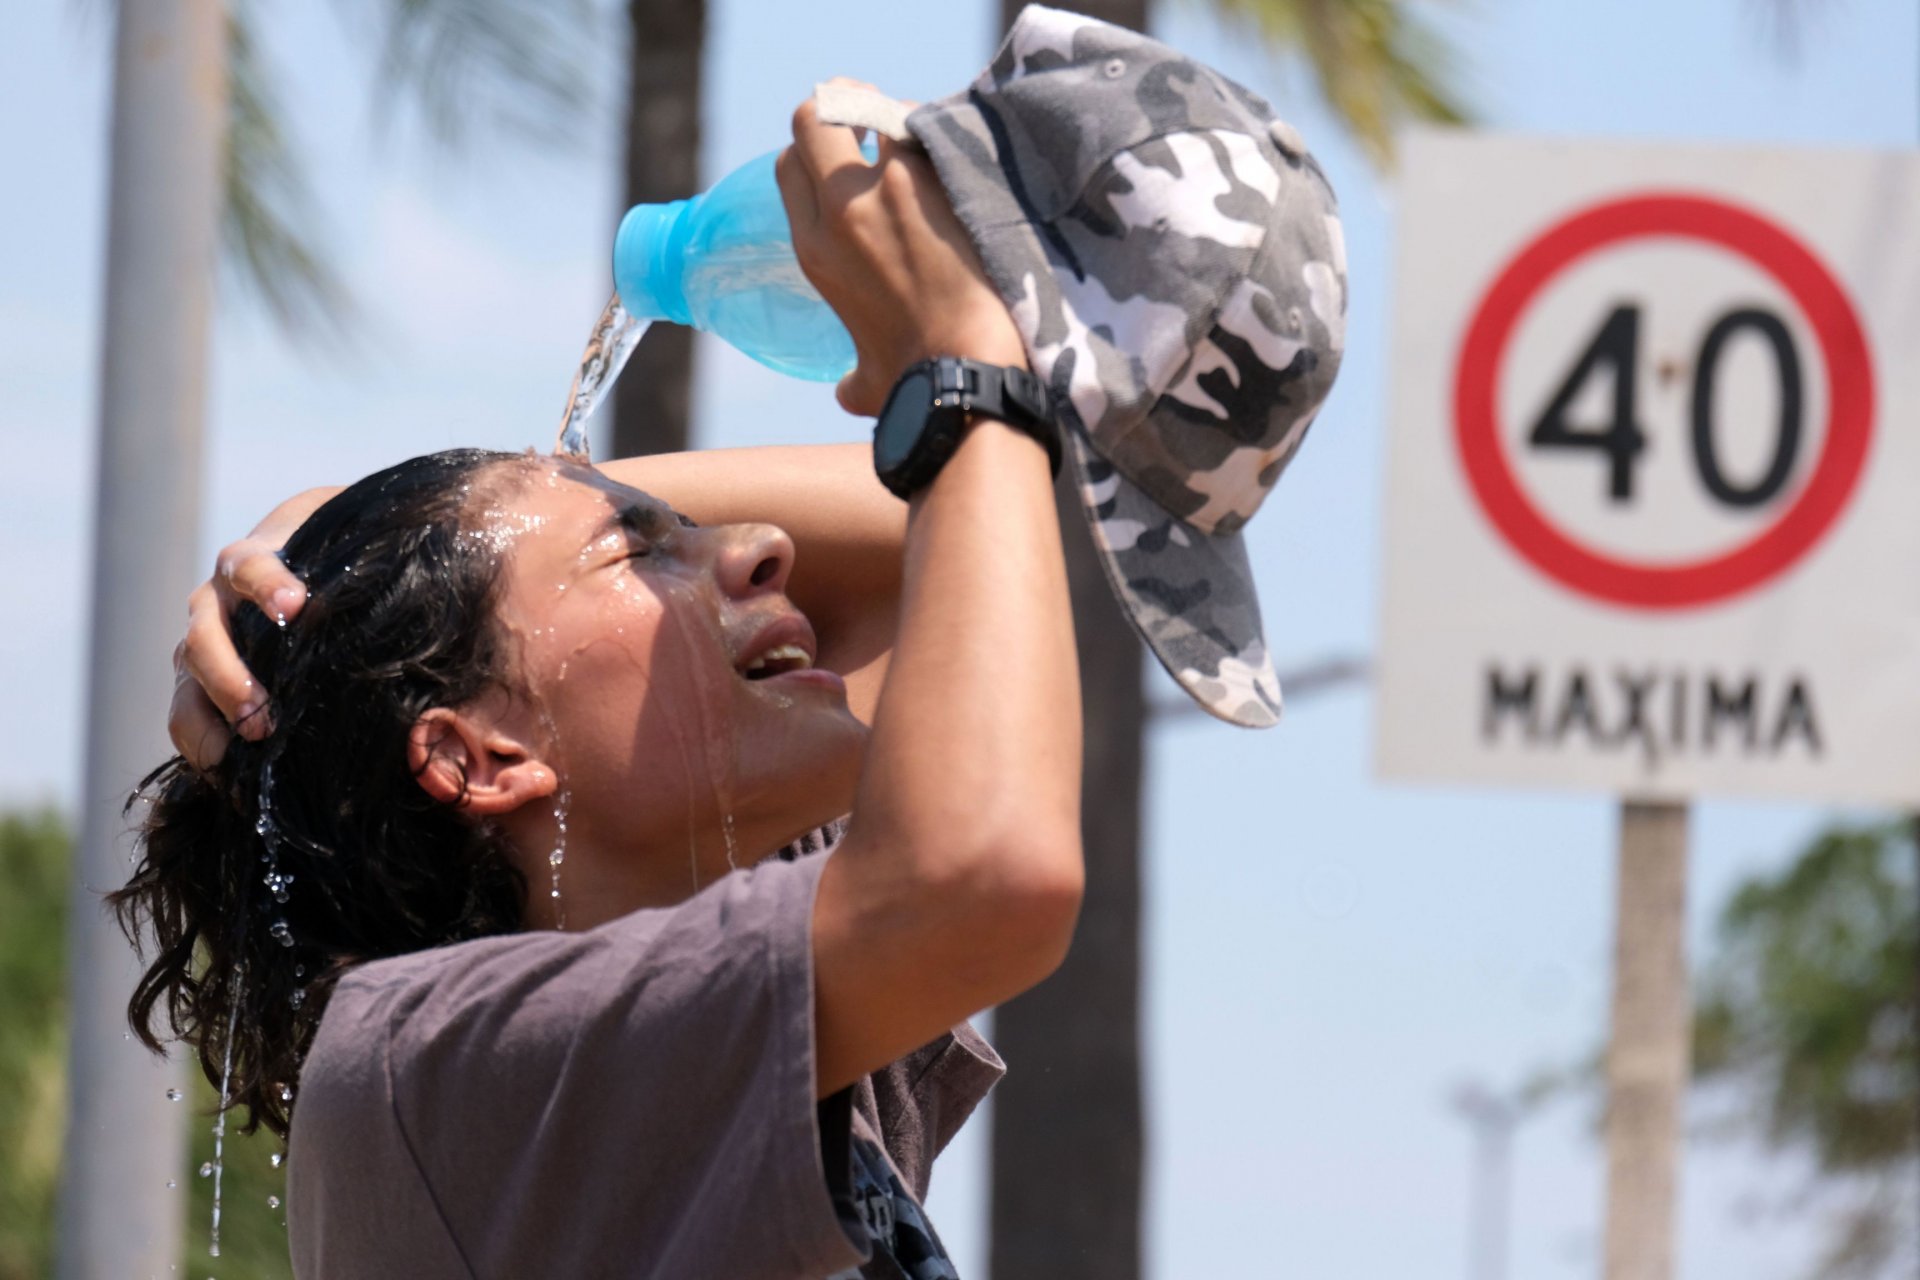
[{"xmin": 110, "ymin": 447, "xmax": 538, "ymax": 1140}]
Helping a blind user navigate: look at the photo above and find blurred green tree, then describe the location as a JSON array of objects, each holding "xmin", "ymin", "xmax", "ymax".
[
  {"xmin": 0, "ymin": 808, "xmax": 294, "ymax": 1278},
  {"xmin": 1692, "ymin": 820, "xmax": 1919, "ymax": 1279},
  {"xmin": 0, "ymin": 810, "xmax": 68, "ymax": 1280}
]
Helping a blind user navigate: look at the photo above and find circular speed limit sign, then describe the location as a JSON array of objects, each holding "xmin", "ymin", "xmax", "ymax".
[{"xmin": 1453, "ymin": 193, "xmax": 1876, "ymax": 610}]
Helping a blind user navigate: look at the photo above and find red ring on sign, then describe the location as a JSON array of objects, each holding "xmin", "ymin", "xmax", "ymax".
[{"xmin": 1453, "ymin": 192, "xmax": 1874, "ymax": 610}]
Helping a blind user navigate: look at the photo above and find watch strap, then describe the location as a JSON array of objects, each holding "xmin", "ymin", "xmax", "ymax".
[{"xmin": 926, "ymin": 357, "xmax": 1062, "ymax": 477}]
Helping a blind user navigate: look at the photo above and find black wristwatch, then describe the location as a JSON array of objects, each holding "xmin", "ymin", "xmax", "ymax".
[{"xmin": 871, "ymin": 356, "xmax": 1061, "ymax": 500}]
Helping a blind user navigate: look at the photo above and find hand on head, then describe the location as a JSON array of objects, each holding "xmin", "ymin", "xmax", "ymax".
[{"xmin": 170, "ymin": 490, "xmax": 331, "ymax": 772}]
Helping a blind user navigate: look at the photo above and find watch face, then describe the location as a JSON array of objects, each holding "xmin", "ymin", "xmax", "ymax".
[{"xmin": 875, "ymin": 367, "xmax": 935, "ymax": 473}]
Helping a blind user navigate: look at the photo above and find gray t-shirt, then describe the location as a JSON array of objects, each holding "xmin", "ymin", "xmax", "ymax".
[{"xmin": 286, "ymin": 825, "xmax": 1003, "ymax": 1279}]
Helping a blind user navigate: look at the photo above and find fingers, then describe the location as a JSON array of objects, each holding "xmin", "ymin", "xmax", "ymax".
[
  {"xmin": 181, "ymin": 589, "xmax": 275, "ymax": 738},
  {"xmin": 169, "ymin": 673, "xmax": 233, "ymax": 774},
  {"xmin": 773, "ymin": 146, "xmax": 819, "ymax": 237},
  {"xmin": 836, "ymin": 358, "xmax": 892, "ymax": 418},
  {"xmin": 219, "ymin": 538, "xmax": 307, "ymax": 625},
  {"xmin": 785, "ymin": 78, "xmax": 1024, "ymax": 418},
  {"xmin": 182, "ymin": 532, "xmax": 306, "ymax": 747},
  {"xmin": 835, "ymin": 370, "xmax": 872, "ymax": 419},
  {"xmin": 791, "ymin": 86, "xmax": 879, "ymax": 205}
]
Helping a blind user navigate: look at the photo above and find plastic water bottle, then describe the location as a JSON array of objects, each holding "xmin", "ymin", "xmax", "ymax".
[{"xmin": 614, "ymin": 142, "xmax": 875, "ymax": 382}]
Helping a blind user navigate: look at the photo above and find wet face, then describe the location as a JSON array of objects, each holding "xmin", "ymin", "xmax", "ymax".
[{"xmin": 473, "ymin": 458, "xmax": 867, "ymax": 896}]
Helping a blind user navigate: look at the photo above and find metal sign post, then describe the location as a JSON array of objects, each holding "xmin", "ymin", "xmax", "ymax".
[{"xmin": 1602, "ymin": 801, "xmax": 1691, "ymax": 1280}]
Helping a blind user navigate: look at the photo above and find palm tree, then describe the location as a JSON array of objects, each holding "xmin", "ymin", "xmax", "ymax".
[
  {"xmin": 983, "ymin": 4, "xmax": 1463, "ymax": 1278},
  {"xmin": 218, "ymin": 0, "xmax": 699, "ymax": 464},
  {"xmin": 610, "ymin": 0, "xmax": 704, "ymax": 460},
  {"xmin": 219, "ymin": 0, "xmax": 601, "ymax": 339}
]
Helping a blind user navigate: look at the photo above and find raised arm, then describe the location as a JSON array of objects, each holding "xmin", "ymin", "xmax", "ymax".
[
  {"xmin": 771, "ymin": 89, "xmax": 1083, "ymax": 1096},
  {"xmin": 170, "ymin": 443, "xmax": 904, "ymax": 767}
]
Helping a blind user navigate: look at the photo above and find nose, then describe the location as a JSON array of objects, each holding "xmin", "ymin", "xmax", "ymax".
[{"xmin": 710, "ymin": 522, "xmax": 795, "ymax": 601}]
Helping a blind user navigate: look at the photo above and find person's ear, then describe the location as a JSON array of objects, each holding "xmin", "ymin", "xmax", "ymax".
[{"xmin": 407, "ymin": 708, "xmax": 558, "ymax": 815}]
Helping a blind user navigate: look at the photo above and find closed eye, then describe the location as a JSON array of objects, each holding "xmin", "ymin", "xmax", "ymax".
[{"xmin": 592, "ymin": 500, "xmax": 683, "ymax": 563}]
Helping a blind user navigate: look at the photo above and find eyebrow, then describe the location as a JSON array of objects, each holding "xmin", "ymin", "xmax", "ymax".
[{"xmin": 589, "ymin": 502, "xmax": 696, "ymax": 545}]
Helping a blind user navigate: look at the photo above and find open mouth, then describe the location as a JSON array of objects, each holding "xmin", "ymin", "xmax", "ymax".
[{"xmin": 740, "ymin": 643, "xmax": 814, "ymax": 681}]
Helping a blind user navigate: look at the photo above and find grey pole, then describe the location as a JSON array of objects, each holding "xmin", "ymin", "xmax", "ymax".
[
  {"xmin": 1601, "ymin": 800, "xmax": 1692, "ymax": 1280},
  {"xmin": 57, "ymin": 0, "xmax": 227, "ymax": 1275},
  {"xmin": 1451, "ymin": 1082, "xmax": 1521, "ymax": 1280}
]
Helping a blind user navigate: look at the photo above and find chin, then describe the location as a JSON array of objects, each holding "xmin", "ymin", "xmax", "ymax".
[{"xmin": 738, "ymin": 715, "xmax": 866, "ymax": 844}]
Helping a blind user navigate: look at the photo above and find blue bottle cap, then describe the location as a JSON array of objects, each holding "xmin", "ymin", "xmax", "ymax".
[{"xmin": 613, "ymin": 199, "xmax": 694, "ymax": 325}]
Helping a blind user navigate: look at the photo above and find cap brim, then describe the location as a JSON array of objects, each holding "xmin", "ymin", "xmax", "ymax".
[{"xmin": 1065, "ymin": 430, "xmax": 1283, "ymax": 728}]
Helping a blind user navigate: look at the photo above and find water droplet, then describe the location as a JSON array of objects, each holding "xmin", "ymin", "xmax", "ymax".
[
  {"xmin": 123, "ymin": 1031, "xmax": 132, "ymax": 1041},
  {"xmin": 165, "ymin": 1179, "xmax": 177, "ymax": 1189},
  {"xmin": 208, "ymin": 1244, "xmax": 219, "ymax": 1259},
  {"xmin": 289, "ymin": 987, "xmax": 306, "ymax": 1009},
  {"xmin": 280, "ymin": 1083, "xmax": 294, "ymax": 1102},
  {"xmin": 270, "ymin": 1151, "xmax": 285, "ymax": 1169},
  {"xmin": 543, "ymin": 763, "xmax": 571, "ymax": 929},
  {"xmin": 267, "ymin": 1195, "xmax": 281, "ymax": 1210},
  {"xmin": 199, "ymin": 1162, "xmax": 213, "ymax": 1177},
  {"xmin": 269, "ymin": 918, "xmax": 294, "ymax": 947},
  {"xmin": 293, "ymin": 964, "xmax": 306, "ymax": 978},
  {"xmin": 165, "ymin": 1088, "xmax": 183, "ymax": 1102}
]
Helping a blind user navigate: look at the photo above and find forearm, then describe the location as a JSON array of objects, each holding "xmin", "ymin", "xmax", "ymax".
[
  {"xmin": 849, "ymin": 418, "xmax": 1082, "ymax": 890},
  {"xmin": 272, "ymin": 448, "xmax": 901, "ymax": 629}
]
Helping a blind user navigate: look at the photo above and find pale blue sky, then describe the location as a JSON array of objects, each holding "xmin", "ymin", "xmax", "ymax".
[{"xmin": 2, "ymin": 1, "xmax": 1914, "ymax": 1275}]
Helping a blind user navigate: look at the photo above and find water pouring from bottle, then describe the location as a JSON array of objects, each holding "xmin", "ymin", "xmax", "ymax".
[{"xmin": 553, "ymin": 295, "xmax": 650, "ymax": 462}]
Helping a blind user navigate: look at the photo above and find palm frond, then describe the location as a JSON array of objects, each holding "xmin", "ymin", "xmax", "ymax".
[
  {"xmin": 337, "ymin": 0, "xmax": 606, "ymax": 151},
  {"xmin": 1192, "ymin": 0, "xmax": 1474, "ymax": 168},
  {"xmin": 223, "ymin": 1, "xmax": 356, "ymax": 342}
]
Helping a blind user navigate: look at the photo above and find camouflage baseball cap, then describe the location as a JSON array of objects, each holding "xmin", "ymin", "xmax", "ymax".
[{"xmin": 902, "ymin": 4, "xmax": 1346, "ymax": 728}]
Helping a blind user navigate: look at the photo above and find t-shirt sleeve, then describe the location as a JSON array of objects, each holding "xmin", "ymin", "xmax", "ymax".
[{"xmin": 372, "ymin": 852, "xmax": 864, "ymax": 1280}]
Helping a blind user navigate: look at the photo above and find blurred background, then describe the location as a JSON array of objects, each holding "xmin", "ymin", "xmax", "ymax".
[{"xmin": 2, "ymin": 1, "xmax": 1916, "ymax": 1277}]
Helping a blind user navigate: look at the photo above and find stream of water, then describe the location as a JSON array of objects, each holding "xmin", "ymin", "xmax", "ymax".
[{"xmin": 553, "ymin": 294, "xmax": 650, "ymax": 462}]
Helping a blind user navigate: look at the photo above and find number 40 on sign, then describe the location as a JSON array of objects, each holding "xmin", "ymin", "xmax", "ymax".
[{"xmin": 1378, "ymin": 130, "xmax": 1916, "ymax": 806}]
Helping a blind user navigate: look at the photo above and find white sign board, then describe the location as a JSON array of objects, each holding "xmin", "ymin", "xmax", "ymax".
[{"xmin": 1376, "ymin": 130, "xmax": 1920, "ymax": 805}]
